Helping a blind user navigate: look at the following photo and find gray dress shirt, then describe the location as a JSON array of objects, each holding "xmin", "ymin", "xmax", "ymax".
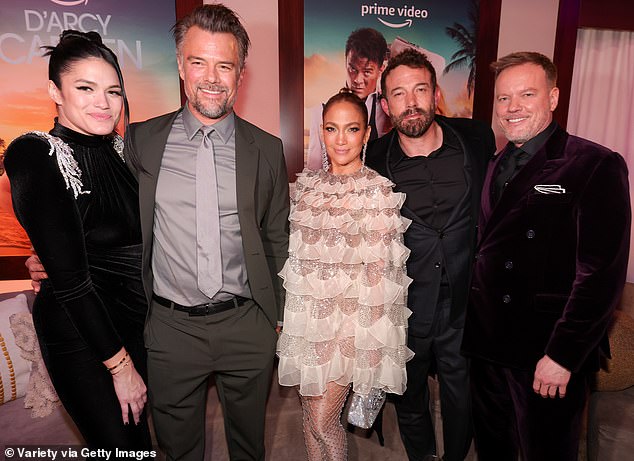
[{"xmin": 152, "ymin": 105, "xmax": 251, "ymax": 305}]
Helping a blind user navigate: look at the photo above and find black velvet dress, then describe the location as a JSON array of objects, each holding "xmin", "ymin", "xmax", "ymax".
[{"xmin": 4, "ymin": 122, "xmax": 151, "ymax": 450}]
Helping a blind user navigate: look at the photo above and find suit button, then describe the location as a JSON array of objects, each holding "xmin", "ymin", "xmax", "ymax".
[
  {"xmin": 434, "ymin": 262, "xmax": 441, "ymax": 269},
  {"xmin": 505, "ymin": 260, "xmax": 513, "ymax": 269},
  {"xmin": 526, "ymin": 229, "xmax": 536, "ymax": 239},
  {"xmin": 502, "ymin": 294, "xmax": 511, "ymax": 304}
]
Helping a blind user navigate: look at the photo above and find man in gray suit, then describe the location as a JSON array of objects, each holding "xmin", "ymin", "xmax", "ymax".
[
  {"xmin": 25, "ymin": 4, "xmax": 287, "ymax": 459},
  {"xmin": 129, "ymin": 4, "xmax": 289, "ymax": 460}
]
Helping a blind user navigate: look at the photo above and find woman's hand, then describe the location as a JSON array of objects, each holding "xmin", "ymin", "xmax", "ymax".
[
  {"xmin": 104, "ymin": 348, "xmax": 147, "ymax": 425},
  {"xmin": 25, "ymin": 253, "xmax": 47, "ymax": 293},
  {"xmin": 111, "ymin": 362, "xmax": 148, "ymax": 425}
]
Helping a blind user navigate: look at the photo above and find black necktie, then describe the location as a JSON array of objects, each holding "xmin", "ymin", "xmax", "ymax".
[{"xmin": 493, "ymin": 147, "xmax": 528, "ymax": 202}]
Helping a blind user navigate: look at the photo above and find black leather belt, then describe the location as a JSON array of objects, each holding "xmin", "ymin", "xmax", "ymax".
[{"xmin": 152, "ymin": 294, "xmax": 248, "ymax": 316}]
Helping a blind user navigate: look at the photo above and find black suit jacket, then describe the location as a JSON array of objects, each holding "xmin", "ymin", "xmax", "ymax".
[
  {"xmin": 128, "ymin": 109, "xmax": 289, "ymax": 327},
  {"xmin": 366, "ymin": 115, "xmax": 495, "ymax": 336},
  {"xmin": 463, "ymin": 126, "xmax": 630, "ymax": 372}
]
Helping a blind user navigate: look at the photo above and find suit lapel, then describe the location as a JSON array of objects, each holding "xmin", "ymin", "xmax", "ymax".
[
  {"xmin": 383, "ymin": 132, "xmax": 423, "ymax": 225},
  {"xmin": 137, "ymin": 111, "xmax": 181, "ymax": 240},
  {"xmin": 437, "ymin": 117, "xmax": 475, "ymax": 226},
  {"xmin": 480, "ymin": 145, "xmax": 508, "ymax": 229},
  {"xmin": 234, "ymin": 116, "xmax": 258, "ymax": 220},
  {"xmin": 134, "ymin": 110, "xmax": 181, "ymax": 303},
  {"xmin": 479, "ymin": 127, "xmax": 569, "ymax": 242}
]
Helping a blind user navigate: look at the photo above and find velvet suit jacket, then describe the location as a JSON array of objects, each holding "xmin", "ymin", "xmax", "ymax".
[
  {"xmin": 462, "ymin": 126, "xmax": 631, "ymax": 373},
  {"xmin": 128, "ymin": 109, "xmax": 289, "ymax": 327},
  {"xmin": 366, "ymin": 115, "xmax": 496, "ymax": 336}
]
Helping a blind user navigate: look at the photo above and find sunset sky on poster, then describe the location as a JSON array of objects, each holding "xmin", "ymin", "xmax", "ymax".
[{"xmin": 0, "ymin": 0, "xmax": 180, "ymax": 256}]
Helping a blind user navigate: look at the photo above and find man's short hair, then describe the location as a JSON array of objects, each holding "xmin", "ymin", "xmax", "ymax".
[
  {"xmin": 173, "ymin": 3, "xmax": 251, "ymax": 70},
  {"xmin": 381, "ymin": 48, "xmax": 437, "ymax": 96},
  {"xmin": 345, "ymin": 28, "xmax": 388, "ymax": 67},
  {"xmin": 490, "ymin": 51, "xmax": 558, "ymax": 87}
]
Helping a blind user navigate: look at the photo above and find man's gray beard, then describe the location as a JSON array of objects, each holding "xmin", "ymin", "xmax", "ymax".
[
  {"xmin": 393, "ymin": 109, "xmax": 435, "ymax": 138},
  {"xmin": 192, "ymin": 98, "xmax": 231, "ymax": 120},
  {"xmin": 502, "ymin": 130, "xmax": 529, "ymax": 146}
]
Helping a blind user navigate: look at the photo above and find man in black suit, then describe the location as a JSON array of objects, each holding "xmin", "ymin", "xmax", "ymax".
[{"xmin": 366, "ymin": 48, "xmax": 496, "ymax": 461}]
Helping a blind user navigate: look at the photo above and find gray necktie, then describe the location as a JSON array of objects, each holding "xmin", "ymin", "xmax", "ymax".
[{"xmin": 196, "ymin": 126, "xmax": 222, "ymax": 298}]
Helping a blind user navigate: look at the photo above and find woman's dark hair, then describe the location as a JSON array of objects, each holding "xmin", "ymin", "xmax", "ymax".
[
  {"xmin": 43, "ymin": 30, "xmax": 143, "ymax": 172},
  {"xmin": 322, "ymin": 88, "xmax": 369, "ymax": 127}
]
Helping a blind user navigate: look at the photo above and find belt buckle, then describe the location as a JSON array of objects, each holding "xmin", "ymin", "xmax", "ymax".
[
  {"xmin": 187, "ymin": 297, "xmax": 239, "ymax": 316},
  {"xmin": 188, "ymin": 303, "xmax": 213, "ymax": 317}
]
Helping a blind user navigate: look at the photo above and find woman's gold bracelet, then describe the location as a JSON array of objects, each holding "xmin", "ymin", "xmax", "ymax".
[
  {"xmin": 110, "ymin": 360, "xmax": 132, "ymax": 375},
  {"xmin": 107, "ymin": 352, "xmax": 130, "ymax": 373}
]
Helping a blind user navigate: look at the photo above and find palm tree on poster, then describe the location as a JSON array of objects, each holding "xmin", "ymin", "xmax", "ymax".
[{"xmin": 444, "ymin": 0, "xmax": 479, "ymax": 97}]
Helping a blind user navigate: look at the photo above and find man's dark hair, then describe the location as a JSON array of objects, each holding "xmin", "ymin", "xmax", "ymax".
[
  {"xmin": 173, "ymin": 3, "xmax": 251, "ymax": 70},
  {"xmin": 381, "ymin": 48, "xmax": 437, "ymax": 96},
  {"xmin": 490, "ymin": 51, "xmax": 558, "ymax": 87},
  {"xmin": 345, "ymin": 28, "xmax": 387, "ymax": 67}
]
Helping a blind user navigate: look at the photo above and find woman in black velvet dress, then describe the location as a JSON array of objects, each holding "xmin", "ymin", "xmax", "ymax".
[{"xmin": 4, "ymin": 30, "xmax": 151, "ymax": 449}]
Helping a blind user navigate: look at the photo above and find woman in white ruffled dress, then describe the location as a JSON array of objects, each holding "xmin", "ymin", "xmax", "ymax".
[{"xmin": 276, "ymin": 89, "xmax": 414, "ymax": 460}]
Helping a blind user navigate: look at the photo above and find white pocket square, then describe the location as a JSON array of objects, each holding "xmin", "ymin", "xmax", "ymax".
[{"xmin": 534, "ymin": 184, "xmax": 566, "ymax": 194}]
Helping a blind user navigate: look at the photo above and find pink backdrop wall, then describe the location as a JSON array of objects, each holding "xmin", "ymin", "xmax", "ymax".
[{"xmin": 212, "ymin": 0, "xmax": 281, "ymax": 137}]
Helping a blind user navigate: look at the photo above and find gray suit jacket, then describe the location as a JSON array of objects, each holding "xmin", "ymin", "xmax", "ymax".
[{"xmin": 128, "ymin": 109, "xmax": 289, "ymax": 327}]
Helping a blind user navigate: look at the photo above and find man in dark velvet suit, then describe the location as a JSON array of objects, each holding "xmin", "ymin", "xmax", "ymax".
[
  {"xmin": 462, "ymin": 52, "xmax": 630, "ymax": 461},
  {"xmin": 366, "ymin": 49, "xmax": 496, "ymax": 461},
  {"xmin": 128, "ymin": 5, "xmax": 288, "ymax": 460}
]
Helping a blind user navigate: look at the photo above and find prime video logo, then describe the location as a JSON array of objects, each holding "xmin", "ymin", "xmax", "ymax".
[
  {"xmin": 51, "ymin": 0, "xmax": 89, "ymax": 6},
  {"xmin": 361, "ymin": 3, "xmax": 429, "ymax": 28}
]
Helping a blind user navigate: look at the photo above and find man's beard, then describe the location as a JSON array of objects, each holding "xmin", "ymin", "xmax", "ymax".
[
  {"xmin": 192, "ymin": 85, "xmax": 233, "ymax": 120},
  {"xmin": 392, "ymin": 106, "xmax": 435, "ymax": 138}
]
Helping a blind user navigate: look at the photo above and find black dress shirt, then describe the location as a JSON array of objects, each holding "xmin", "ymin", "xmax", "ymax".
[{"xmin": 389, "ymin": 125, "xmax": 466, "ymax": 229}]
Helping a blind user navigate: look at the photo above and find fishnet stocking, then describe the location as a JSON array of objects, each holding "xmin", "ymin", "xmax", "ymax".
[{"xmin": 300, "ymin": 382, "xmax": 351, "ymax": 461}]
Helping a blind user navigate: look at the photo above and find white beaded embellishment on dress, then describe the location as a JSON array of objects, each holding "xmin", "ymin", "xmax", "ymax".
[{"xmin": 26, "ymin": 131, "xmax": 89, "ymax": 199}]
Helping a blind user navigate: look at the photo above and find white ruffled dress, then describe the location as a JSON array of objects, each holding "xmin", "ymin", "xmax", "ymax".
[{"xmin": 277, "ymin": 167, "xmax": 414, "ymax": 397}]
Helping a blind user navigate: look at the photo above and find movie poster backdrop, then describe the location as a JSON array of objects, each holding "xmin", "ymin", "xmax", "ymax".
[{"xmin": 304, "ymin": 0, "xmax": 479, "ymax": 167}]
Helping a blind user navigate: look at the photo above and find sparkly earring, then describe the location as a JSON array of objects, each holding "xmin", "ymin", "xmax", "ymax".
[
  {"xmin": 321, "ymin": 143, "xmax": 329, "ymax": 172},
  {"xmin": 361, "ymin": 143, "xmax": 367, "ymax": 166}
]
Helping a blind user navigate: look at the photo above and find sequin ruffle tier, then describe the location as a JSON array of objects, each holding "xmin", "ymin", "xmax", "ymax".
[{"xmin": 277, "ymin": 168, "xmax": 414, "ymax": 397}]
